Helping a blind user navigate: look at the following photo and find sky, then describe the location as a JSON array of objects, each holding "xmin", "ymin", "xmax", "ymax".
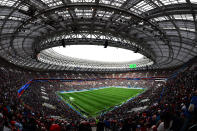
[{"xmin": 52, "ymin": 45, "xmax": 144, "ymax": 63}]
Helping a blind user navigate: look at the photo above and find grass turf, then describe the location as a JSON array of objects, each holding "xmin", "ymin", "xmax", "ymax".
[{"xmin": 58, "ymin": 87, "xmax": 144, "ymax": 117}]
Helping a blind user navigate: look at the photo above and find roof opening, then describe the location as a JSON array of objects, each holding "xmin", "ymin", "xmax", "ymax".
[{"xmin": 51, "ymin": 45, "xmax": 144, "ymax": 63}]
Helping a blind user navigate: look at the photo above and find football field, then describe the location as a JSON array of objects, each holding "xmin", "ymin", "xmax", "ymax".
[{"xmin": 58, "ymin": 87, "xmax": 144, "ymax": 117}]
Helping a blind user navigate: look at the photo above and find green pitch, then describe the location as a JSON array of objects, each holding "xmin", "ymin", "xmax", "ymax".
[{"xmin": 58, "ymin": 87, "xmax": 144, "ymax": 117}]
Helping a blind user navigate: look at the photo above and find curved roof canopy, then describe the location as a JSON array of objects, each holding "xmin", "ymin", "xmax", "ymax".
[
  {"xmin": 38, "ymin": 45, "xmax": 150, "ymax": 70},
  {"xmin": 0, "ymin": 0, "xmax": 196, "ymax": 72}
]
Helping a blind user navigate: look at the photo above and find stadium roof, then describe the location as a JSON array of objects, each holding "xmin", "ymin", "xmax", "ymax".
[{"xmin": 0, "ymin": 0, "xmax": 196, "ymax": 72}]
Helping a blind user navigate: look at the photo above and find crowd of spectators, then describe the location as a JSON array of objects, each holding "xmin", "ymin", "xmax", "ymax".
[{"xmin": 0, "ymin": 57, "xmax": 196, "ymax": 131}]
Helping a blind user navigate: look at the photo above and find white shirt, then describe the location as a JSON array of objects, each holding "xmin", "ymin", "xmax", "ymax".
[{"xmin": 157, "ymin": 121, "xmax": 173, "ymax": 131}]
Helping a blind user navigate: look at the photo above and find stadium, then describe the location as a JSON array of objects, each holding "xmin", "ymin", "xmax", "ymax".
[{"xmin": 0, "ymin": 0, "xmax": 196, "ymax": 131}]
